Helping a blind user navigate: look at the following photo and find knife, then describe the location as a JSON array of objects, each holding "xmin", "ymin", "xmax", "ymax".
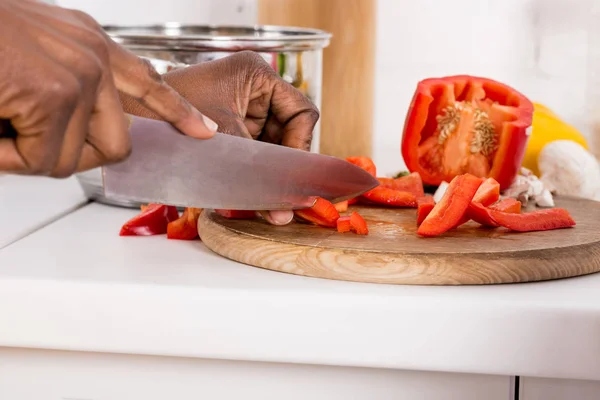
[{"xmin": 102, "ymin": 115, "xmax": 379, "ymax": 210}]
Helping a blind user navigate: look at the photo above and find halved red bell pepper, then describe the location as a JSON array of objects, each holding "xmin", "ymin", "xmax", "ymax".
[
  {"xmin": 470, "ymin": 204, "xmax": 575, "ymax": 232},
  {"xmin": 120, "ymin": 203, "xmax": 179, "ymax": 236},
  {"xmin": 294, "ymin": 197, "xmax": 340, "ymax": 228},
  {"xmin": 167, "ymin": 207, "xmax": 203, "ymax": 240},
  {"xmin": 401, "ymin": 75, "xmax": 534, "ymax": 190},
  {"xmin": 455, "ymin": 177, "xmax": 500, "ymax": 227},
  {"xmin": 361, "ymin": 187, "xmax": 417, "ymax": 207},
  {"xmin": 377, "ymin": 172, "xmax": 425, "ymax": 197},
  {"xmin": 468, "ymin": 198, "xmax": 521, "ymax": 227},
  {"xmin": 418, "ymin": 174, "xmax": 483, "ymax": 237},
  {"xmin": 416, "ymin": 195, "xmax": 435, "ymax": 226},
  {"xmin": 215, "ymin": 209, "xmax": 257, "ymax": 219},
  {"xmin": 346, "ymin": 156, "xmax": 376, "ymax": 177}
]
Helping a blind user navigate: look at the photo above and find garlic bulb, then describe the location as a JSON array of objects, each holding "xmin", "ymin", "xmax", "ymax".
[{"xmin": 538, "ymin": 140, "xmax": 600, "ymax": 201}]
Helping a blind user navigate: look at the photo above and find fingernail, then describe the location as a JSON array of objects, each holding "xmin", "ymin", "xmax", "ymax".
[
  {"xmin": 202, "ymin": 114, "xmax": 219, "ymax": 133},
  {"xmin": 266, "ymin": 210, "xmax": 294, "ymax": 226}
]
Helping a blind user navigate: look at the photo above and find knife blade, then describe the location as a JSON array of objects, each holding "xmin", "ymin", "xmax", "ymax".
[{"xmin": 102, "ymin": 115, "xmax": 379, "ymax": 210}]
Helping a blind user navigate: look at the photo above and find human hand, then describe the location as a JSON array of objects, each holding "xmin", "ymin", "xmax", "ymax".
[
  {"xmin": 120, "ymin": 51, "xmax": 320, "ymax": 225},
  {"xmin": 0, "ymin": 0, "xmax": 218, "ymax": 177}
]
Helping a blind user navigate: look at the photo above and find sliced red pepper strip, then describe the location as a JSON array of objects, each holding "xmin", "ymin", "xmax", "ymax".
[
  {"xmin": 455, "ymin": 177, "xmax": 500, "ymax": 227},
  {"xmin": 350, "ymin": 211, "xmax": 368, "ymax": 235},
  {"xmin": 334, "ymin": 201, "xmax": 349, "ymax": 213},
  {"xmin": 468, "ymin": 198, "xmax": 521, "ymax": 227},
  {"xmin": 294, "ymin": 197, "xmax": 340, "ymax": 228},
  {"xmin": 401, "ymin": 75, "xmax": 534, "ymax": 190},
  {"xmin": 361, "ymin": 187, "xmax": 417, "ymax": 207},
  {"xmin": 215, "ymin": 209, "xmax": 257, "ymax": 219},
  {"xmin": 120, "ymin": 203, "xmax": 179, "ymax": 236},
  {"xmin": 470, "ymin": 203, "xmax": 575, "ymax": 232},
  {"xmin": 416, "ymin": 195, "xmax": 435, "ymax": 226},
  {"xmin": 167, "ymin": 207, "xmax": 203, "ymax": 240},
  {"xmin": 346, "ymin": 156, "xmax": 376, "ymax": 177},
  {"xmin": 417, "ymin": 174, "xmax": 483, "ymax": 237},
  {"xmin": 378, "ymin": 172, "xmax": 425, "ymax": 197},
  {"xmin": 336, "ymin": 216, "xmax": 352, "ymax": 233}
]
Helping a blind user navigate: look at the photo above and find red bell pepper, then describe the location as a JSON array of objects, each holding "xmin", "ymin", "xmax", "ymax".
[
  {"xmin": 377, "ymin": 172, "xmax": 425, "ymax": 197},
  {"xmin": 470, "ymin": 204, "xmax": 575, "ymax": 232},
  {"xmin": 350, "ymin": 212, "xmax": 369, "ymax": 235},
  {"xmin": 120, "ymin": 203, "xmax": 179, "ymax": 236},
  {"xmin": 401, "ymin": 75, "xmax": 534, "ymax": 190},
  {"xmin": 468, "ymin": 198, "xmax": 521, "ymax": 227},
  {"xmin": 336, "ymin": 216, "xmax": 352, "ymax": 233},
  {"xmin": 416, "ymin": 195, "xmax": 435, "ymax": 226},
  {"xmin": 418, "ymin": 174, "xmax": 483, "ymax": 237},
  {"xmin": 334, "ymin": 201, "xmax": 349, "ymax": 213},
  {"xmin": 337, "ymin": 212, "xmax": 368, "ymax": 235},
  {"xmin": 215, "ymin": 209, "xmax": 257, "ymax": 219},
  {"xmin": 455, "ymin": 177, "xmax": 500, "ymax": 227},
  {"xmin": 294, "ymin": 197, "xmax": 340, "ymax": 228},
  {"xmin": 167, "ymin": 207, "xmax": 203, "ymax": 240},
  {"xmin": 346, "ymin": 156, "xmax": 376, "ymax": 177},
  {"xmin": 361, "ymin": 187, "xmax": 417, "ymax": 207}
]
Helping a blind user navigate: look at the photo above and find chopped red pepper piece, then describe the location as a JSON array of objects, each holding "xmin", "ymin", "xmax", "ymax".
[
  {"xmin": 167, "ymin": 208, "xmax": 203, "ymax": 240},
  {"xmin": 416, "ymin": 195, "xmax": 435, "ymax": 226},
  {"xmin": 417, "ymin": 174, "xmax": 483, "ymax": 237},
  {"xmin": 334, "ymin": 201, "xmax": 349, "ymax": 213},
  {"xmin": 294, "ymin": 197, "xmax": 340, "ymax": 228},
  {"xmin": 401, "ymin": 75, "xmax": 534, "ymax": 190},
  {"xmin": 215, "ymin": 209, "xmax": 257, "ymax": 219},
  {"xmin": 468, "ymin": 198, "xmax": 521, "ymax": 227},
  {"xmin": 470, "ymin": 203, "xmax": 575, "ymax": 232},
  {"xmin": 350, "ymin": 212, "xmax": 369, "ymax": 235},
  {"xmin": 346, "ymin": 156, "xmax": 376, "ymax": 177},
  {"xmin": 336, "ymin": 216, "xmax": 352, "ymax": 233},
  {"xmin": 455, "ymin": 177, "xmax": 500, "ymax": 227},
  {"xmin": 120, "ymin": 203, "xmax": 179, "ymax": 236},
  {"xmin": 378, "ymin": 172, "xmax": 425, "ymax": 197},
  {"xmin": 361, "ymin": 187, "xmax": 417, "ymax": 207},
  {"xmin": 347, "ymin": 197, "xmax": 359, "ymax": 205}
]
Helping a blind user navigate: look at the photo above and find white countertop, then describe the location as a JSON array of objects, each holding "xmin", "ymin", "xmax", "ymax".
[
  {"xmin": 0, "ymin": 175, "xmax": 88, "ymax": 249},
  {"xmin": 1, "ymin": 197, "xmax": 600, "ymax": 381}
]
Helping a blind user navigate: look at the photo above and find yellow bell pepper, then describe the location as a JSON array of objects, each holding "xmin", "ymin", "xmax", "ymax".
[{"xmin": 522, "ymin": 103, "xmax": 589, "ymax": 176}]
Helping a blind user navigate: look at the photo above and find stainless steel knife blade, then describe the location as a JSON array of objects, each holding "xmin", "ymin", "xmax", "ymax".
[{"xmin": 102, "ymin": 115, "xmax": 379, "ymax": 210}]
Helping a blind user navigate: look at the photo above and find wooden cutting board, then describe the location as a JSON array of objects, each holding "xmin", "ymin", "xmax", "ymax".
[{"xmin": 197, "ymin": 196, "xmax": 600, "ymax": 285}]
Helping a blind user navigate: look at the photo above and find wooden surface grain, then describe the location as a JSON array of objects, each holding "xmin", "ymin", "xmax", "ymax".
[
  {"xmin": 198, "ymin": 196, "xmax": 600, "ymax": 285},
  {"xmin": 258, "ymin": 0, "xmax": 376, "ymax": 159}
]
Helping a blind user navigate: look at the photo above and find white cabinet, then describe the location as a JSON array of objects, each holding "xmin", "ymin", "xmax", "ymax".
[
  {"xmin": 0, "ymin": 347, "xmax": 511, "ymax": 400},
  {"xmin": 520, "ymin": 377, "xmax": 600, "ymax": 400}
]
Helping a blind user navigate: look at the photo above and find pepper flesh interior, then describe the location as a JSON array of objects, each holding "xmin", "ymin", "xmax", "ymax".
[{"xmin": 417, "ymin": 82, "xmax": 516, "ymax": 180}]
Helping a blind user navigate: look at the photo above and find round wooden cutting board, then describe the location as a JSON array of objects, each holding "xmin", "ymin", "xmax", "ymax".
[{"xmin": 197, "ymin": 196, "xmax": 600, "ymax": 285}]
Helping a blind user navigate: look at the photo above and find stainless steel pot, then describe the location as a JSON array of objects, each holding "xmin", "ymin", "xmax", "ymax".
[{"xmin": 76, "ymin": 23, "xmax": 331, "ymax": 208}]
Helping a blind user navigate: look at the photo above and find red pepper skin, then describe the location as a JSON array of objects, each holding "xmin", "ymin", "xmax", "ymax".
[
  {"xmin": 455, "ymin": 177, "xmax": 500, "ymax": 227},
  {"xmin": 346, "ymin": 156, "xmax": 377, "ymax": 177},
  {"xmin": 401, "ymin": 75, "xmax": 534, "ymax": 190},
  {"xmin": 167, "ymin": 208, "xmax": 203, "ymax": 240},
  {"xmin": 361, "ymin": 187, "xmax": 417, "ymax": 207},
  {"xmin": 468, "ymin": 198, "xmax": 521, "ymax": 227},
  {"xmin": 294, "ymin": 197, "xmax": 340, "ymax": 228},
  {"xmin": 336, "ymin": 216, "xmax": 352, "ymax": 233},
  {"xmin": 334, "ymin": 201, "xmax": 349, "ymax": 213},
  {"xmin": 416, "ymin": 195, "xmax": 435, "ymax": 226},
  {"xmin": 347, "ymin": 197, "xmax": 359, "ymax": 205},
  {"xmin": 471, "ymin": 204, "xmax": 576, "ymax": 232},
  {"xmin": 417, "ymin": 174, "xmax": 483, "ymax": 237},
  {"xmin": 350, "ymin": 212, "xmax": 369, "ymax": 235},
  {"xmin": 120, "ymin": 204, "xmax": 179, "ymax": 236},
  {"xmin": 378, "ymin": 172, "xmax": 425, "ymax": 197},
  {"xmin": 215, "ymin": 210, "xmax": 257, "ymax": 219}
]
